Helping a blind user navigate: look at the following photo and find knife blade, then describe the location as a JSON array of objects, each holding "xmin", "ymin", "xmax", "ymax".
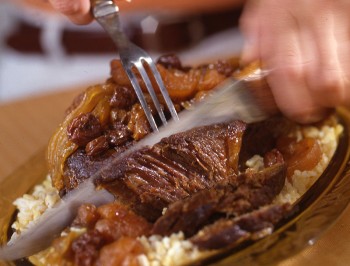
[{"xmin": 0, "ymin": 69, "xmax": 276, "ymax": 260}]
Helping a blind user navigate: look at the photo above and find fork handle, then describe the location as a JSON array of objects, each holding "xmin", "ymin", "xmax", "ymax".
[{"xmin": 91, "ymin": 0, "xmax": 130, "ymax": 49}]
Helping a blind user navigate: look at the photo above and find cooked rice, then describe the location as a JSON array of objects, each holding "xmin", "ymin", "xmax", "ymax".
[
  {"xmin": 11, "ymin": 175, "xmax": 59, "ymax": 237},
  {"xmin": 245, "ymin": 154, "xmax": 264, "ymax": 171},
  {"xmin": 275, "ymin": 123, "xmax": 343, "ymax": 204},
  {"xmin": 11, "ymin": 120, "xmax": 343, "ymax": 265},
  {"xmin": 136, "ymin": 122, "xmax": 343, "ymax": 265},
  {"xmin": 137, "ymin": 232, "xmax": 213, "ymax": 266}
]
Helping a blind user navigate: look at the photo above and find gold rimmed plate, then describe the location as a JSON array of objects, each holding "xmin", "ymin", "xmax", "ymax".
[{"xmin": 1, "ymin": 108, "xmax": 350, "ymax": 266}]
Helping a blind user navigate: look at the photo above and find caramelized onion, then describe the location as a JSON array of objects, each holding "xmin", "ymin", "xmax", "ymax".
[{"xmin": 47, "ymin": 82, "xmax": 115, "ymax": 190}]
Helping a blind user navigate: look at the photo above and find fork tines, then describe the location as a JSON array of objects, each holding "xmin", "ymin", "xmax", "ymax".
[
  {"xmin": 121, "ymin": 53, "xmax": 179, "ymax": 132},
  {"xmin": 92, "ymin": 0, "xmax": 179, "ymax": 132}
]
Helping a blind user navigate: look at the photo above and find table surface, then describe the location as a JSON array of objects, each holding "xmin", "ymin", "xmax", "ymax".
[{"xmin": 0, "ymin": 87, "xmax": 349, "ymax": 266}]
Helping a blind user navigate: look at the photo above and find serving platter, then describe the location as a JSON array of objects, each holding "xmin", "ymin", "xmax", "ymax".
[{"xmin": 1, "ymin": 108, "xmax": 350, "ymax": 266}]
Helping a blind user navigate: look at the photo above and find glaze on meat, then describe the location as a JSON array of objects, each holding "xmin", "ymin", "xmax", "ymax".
[{"xmin": 43, "ymin": 55, "xmax": 302, "ymax": 266}]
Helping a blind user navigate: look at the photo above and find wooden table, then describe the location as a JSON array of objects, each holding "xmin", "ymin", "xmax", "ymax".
[{"xmin": 0, "ymin": 87, "xmax": 350, "ymax": 265}]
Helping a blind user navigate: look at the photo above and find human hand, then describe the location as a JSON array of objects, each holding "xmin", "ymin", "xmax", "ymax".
[
  {"xmin": 240, "ymin": 0, "xmax": 350, "ymax": 123},
  {"xmin": 46, "ymin": 0, "xmax": 243, "ymax": 24},
  {"xmin": 47, "ymin": 0, "xmax": 92, "ymax": 24}
]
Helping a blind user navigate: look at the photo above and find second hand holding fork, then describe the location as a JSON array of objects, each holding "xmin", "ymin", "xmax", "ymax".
[{"xmin": 91, "ymin": 0, "xmax": 179, "ymax": 131}]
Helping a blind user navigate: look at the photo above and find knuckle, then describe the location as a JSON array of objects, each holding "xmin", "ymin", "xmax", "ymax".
[
  {"xmin": 319, "ymin": 73, "xmax": 343, "ymax": 93},
  {"xmin": 282, "ymin": 65, "xmax": 302, "ymax": 81},
  {"xmin": 282, "ymin": 106, "xmax": 328, "ymax": 124},
  {"xmin": 310, "ymin": 71, "xmax": 346, "ymax": 106},
  {"xmin": 275, "ymin": 96, "xmax": 328, "ymax": 124}
]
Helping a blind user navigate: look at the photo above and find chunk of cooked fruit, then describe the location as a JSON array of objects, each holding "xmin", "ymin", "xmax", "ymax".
[
  {"xmin": 71, "ymin": 230, "xmax": 106, "ymax": 266},
  {"xmin": 96, "ymin": 202, "xmax": 152, "ymax": 239},
  {"xmin": 72, "ymin": 204, "xmax": 99, "ymax": 229},
  {"xmin": 41, "ymin": 202, "xmax": 151, "ymax": 266},
  {"xmin": 96, "ymin": 237, "xmax": 145, "ymax": 266},
  {"xmin": 127, "ymin": 103, "xmax": 151, "ymax": 140},
  {"xmin": 67, "ymin": 113, "xmax": 103, "ymax": 147},
  {"xmin": 58, "ymin": 203, "xmax": 151, "ymax": 266},
  {"xmin": 110, "ymin": 55, "xmax": 239, "ymax": 103},
  {"xmin": 85, "ymin": 136, "xmax": 110, "ymax": 157},
  {"xmin": 277, "ymin": 137, "xmax": 322, "ymax": 179}
]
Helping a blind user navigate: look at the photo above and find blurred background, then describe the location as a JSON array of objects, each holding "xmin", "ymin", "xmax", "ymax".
[{"xmin": 0, "ymin": 0, "xmax": 244, "ymax": 103}]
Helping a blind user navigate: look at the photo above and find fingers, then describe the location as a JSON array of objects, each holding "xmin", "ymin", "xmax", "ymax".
[
  {"xmin": 240, "ymin": 0, "xmax": 350, "ymax": 123},
  {"xmin": 48, "ymin": 0, "xmax": 93, "ymax": 24},
  {"xmin": 258, "ymin": 4, "xmax": 326, "ymax": 123},
  {"xmin": 299, "ymin": 2, "xmax": 350, "ymax": 109},
  {"xmin": 304, "ymin": 8, "xmax": 346, "ymax": 107},
  {"xmin": 240, "ymin": 0, "xmax": 261, "ymax": 64}
]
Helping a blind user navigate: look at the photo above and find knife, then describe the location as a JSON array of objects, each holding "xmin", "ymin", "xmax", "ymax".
[{"xmin": 0, "ymin": 68, "xmax": 276, "ymax": 261}]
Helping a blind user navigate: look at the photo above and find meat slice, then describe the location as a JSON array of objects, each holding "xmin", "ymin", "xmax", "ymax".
[
  {"xmin": 190, "ymin": 203, "xmax": 291, "ymax": 250},
  {"xmin": 62, "ymin": 147, "xmax": 131, "ymax": 197},
  {"xmin": 152, "ymin": 162, "xmax": 286, "ymax": 237},
  {"xmin": 95, "ymin": 121, "xmax": 247, "ymax": 221}
]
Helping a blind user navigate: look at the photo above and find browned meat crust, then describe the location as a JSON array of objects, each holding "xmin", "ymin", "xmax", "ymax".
[
  {"xmin": 152, "ymin": 160, "xmax": 286, "ymax": 237},
  {"xmin": 94, "ymin": 121, "xmax": 246, "ymax": 221},
  {"xmin": 190, "ymin": 203, "xmax": 291, "ymax": 250},
  {"xmin": 48, "ymin": 54, "xmax": 242, "ymax": 194},
  {"xmin": 62, "ymin": 117, "xmax": 290, "ymax": 222},
  {"xmin": 40, "ymin": 55, "xmax": 328, "ymax": 266}
]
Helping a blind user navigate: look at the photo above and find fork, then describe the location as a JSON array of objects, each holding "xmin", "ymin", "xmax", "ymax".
[{"xmin": 91, "ymin": 0, "xmax": 179, "ymax": 131}]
